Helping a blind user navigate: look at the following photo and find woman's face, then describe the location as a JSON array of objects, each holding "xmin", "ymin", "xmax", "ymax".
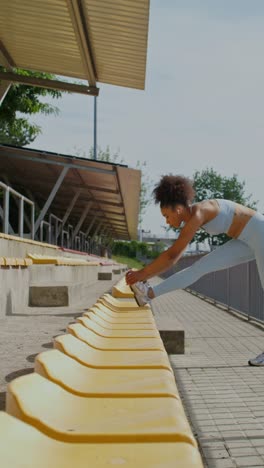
[{"xmin": 160, "ymin": 205, "xmax": 183, "ymax": 228}]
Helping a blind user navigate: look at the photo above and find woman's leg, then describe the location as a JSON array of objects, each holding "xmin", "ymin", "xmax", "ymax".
[{"xmin": 153, "ymin": 239, "xmax": 255, "ymax": 298}]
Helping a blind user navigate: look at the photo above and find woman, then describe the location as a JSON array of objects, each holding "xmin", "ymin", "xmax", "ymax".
[{"xmin": 126, "ymin": 174, "xmax": 264, "ymax": 366}]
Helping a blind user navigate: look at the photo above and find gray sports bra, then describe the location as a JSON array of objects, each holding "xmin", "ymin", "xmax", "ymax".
[{"xmin": 202, "ymin": 199, "xmax": 235, "ymax": 235}]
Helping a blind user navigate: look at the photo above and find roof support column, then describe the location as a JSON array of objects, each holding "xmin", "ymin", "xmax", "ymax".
[
  {"xmin": 85, "ymin": 216, "xmax": 97, "ymax": 237},
  {"xmin": 0, "ymin": 205, "xmax": 14, "ymax": 234},
  {"xmin": 73, "ymin": 201, "xmax": 93, "ymax": 238},
  {"xmin": 91, "ymin": 221, "xmax": 103, "ymax": 241},
  {"xmin": 34, "ymin": 166, "xmax": 69, "ymax": 235},
  {"xmin": 0, "ymin": 82, "xmax": 11, "ymax": 106},
  {"xmin": 57, "ymin": 188, "xmax": 82, "ymax": 236}
]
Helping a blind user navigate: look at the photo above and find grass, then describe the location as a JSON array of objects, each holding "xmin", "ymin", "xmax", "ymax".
[{"xmin": 112, "ymin": 255, "xmax": 145, "ymax": 269}]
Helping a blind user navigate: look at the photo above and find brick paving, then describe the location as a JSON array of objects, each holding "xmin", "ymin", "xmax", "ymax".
[
  {"xmin": 151, "ymin": 279, "xmax": 264, "ymax": 468},
  {"xmin": 0, "ymin": 276, "xmax": 123, "ymax": 411},
  {"xmin": 2, "ymin": 273, "xmax": 264, "ymax": 467}
]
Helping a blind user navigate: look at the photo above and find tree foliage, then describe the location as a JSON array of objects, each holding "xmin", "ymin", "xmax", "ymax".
[
  {"xmin": 112, "ymin": 239, "xmax": 162, "ymax": 260},
  {"xmin": 192, "ymin": 168, "xmax": 258, "ymax": 247},
  {"xmin": 0, "ymin": 67, "xmax": 62, "ymax": 146}
]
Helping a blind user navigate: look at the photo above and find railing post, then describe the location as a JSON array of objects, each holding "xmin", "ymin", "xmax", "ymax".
[
  {"xmin": 213, "ymin": 271, "xmax": 216, "ymax": 305},
  {"xmin": 18, "ymin": 197, "xmax": 24, "ymax": 238},
  {"xmin": 3, "ymin": 187, "xmax": 10, "ymax": 234},
  {"xmin": 226, "ymin": 268, "xmax": 230, "ymax": 311},
  {"xmin": 246, "ymin": 262, "xmax": 250, "ymax": 321},
  {"xmin": 31, "ymin": 204, "xmax": 35, "ymax": 240}
]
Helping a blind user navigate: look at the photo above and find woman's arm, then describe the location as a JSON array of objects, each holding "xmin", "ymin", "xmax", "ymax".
[{"xmin": 126, "ymin": 210, "xmax": 203, "ymax": 285}]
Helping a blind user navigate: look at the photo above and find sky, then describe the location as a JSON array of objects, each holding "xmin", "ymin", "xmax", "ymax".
[{"xmin": 27, "ymin": 0, "xmax": 264, "ymax": 238}]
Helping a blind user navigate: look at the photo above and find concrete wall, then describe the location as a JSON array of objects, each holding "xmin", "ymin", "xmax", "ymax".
[
  {"xmin": 0, "ymin": 263, "xmax": 113, "ymax": 317},
  {"xmin": 0, "ymin": 267, "xmax": 30, "ymax": 318},
  {"xmin": 0, "ymin": 236, "xmax": 126, "ymax": 316},
  {"xmin": 29, "ymin": 264, "xmax": 100, "ymax": 284},
  {"xmin": 0, "ymin": 237, "xmax": 60, "ymax": 258}
]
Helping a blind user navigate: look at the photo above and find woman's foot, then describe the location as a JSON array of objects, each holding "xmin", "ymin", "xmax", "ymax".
[
  {"xmin": 130, "ymin": 281, "xmax": 154, "ymax": 306},
  {"xmin": 248, "ymin": 352, "xmax": 264, "ymax": 366}
]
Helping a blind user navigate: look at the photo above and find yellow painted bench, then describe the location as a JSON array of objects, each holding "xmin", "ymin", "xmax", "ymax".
[
  {"xmin": 0, "ymin": 412, "xmax": 204, "ymax": 468},
  {"xmin": 67, "ymin": 323, "xmax": 164, "ymax": 351},
  {"xmin": 6, "ymin": 373, "xmax": 196, "ymax": 445},
  {"xmin": 35, "ymin": 349, "xmax": 178, "ymax": 398},
  {"xmin": 54, "ymin": 334, "xmax": 172, "ymax": 370}
]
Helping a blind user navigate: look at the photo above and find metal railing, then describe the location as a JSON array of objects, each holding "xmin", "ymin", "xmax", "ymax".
[
  {"xmin": 161, "ymin": 253, "xmax": 264, "ymax": 324},
  {"xmin": 0, "ymin": 181, "xmax": 109, "ymax": 255},
  {"xmin": 0, "ymin": 181, "xmax": 35, "ymax": 239}
]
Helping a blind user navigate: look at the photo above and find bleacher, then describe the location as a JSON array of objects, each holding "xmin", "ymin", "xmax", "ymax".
[
  {"xmin": 0, "ymin": 1, "xmax": 204, "ymax": 462},
  {"xmin": 1, "ymin": 275, "xmax": 203, "ymax": 467}
]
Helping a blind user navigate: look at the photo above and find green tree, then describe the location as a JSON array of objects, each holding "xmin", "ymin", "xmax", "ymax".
[
  {"xmin": 192, "ymin": 168, "xmax": 258, "ymax": 248},
  {"xmin": 0, "ymin": 67, "xmax": 62, "ymax": 146}
]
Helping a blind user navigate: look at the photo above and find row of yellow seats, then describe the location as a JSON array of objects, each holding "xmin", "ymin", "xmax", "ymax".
[
  {"xmin": 2, "ymin": 284, "xmax": 203, "ymax": 467},
  {"xmin": 27, "ymin": 253, "xmax": 99, "ymax": 266},
  {"xmin": 0, "ymin": 257, "xmax": 33, "ymax": 267}
]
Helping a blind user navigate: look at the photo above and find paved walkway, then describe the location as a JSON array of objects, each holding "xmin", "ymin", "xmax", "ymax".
[
  {"xmin": 0, "ymin": 276, "xmax": 123, "ymax": 411},
  {"xmin": 151, "ymin": 281, "xmax": 264, "ymax": 468},
  {"xmin": 2, "ymin": 273, "xmax": 264, "ymax": 467}
]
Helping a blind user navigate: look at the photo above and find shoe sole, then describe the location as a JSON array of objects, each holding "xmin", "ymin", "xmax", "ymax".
[
  {"xmin": 130, "ymin": 285, "xmax": 147, "ymax": 307},
  {"xmin": 248, "ymin": 360, "xmax": 264, "ymax": 366}
]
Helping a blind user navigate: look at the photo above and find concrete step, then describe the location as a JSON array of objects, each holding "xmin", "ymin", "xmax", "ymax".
[{"xmin": 29, "ymin": 281, "xmax": 98, "ymax": 307}]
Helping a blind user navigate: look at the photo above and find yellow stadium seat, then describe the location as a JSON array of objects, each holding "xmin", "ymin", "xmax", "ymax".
[
  {"xmin": 24, "ymin": 258, "xmax": 33, "ymax": 266},
  {"xmin": 27, "ymin": 254, "xmax": 98, "ymax": 266},
  {"xmin": 3, "ymin": 257, "xmax": 17, "ymax": 266},
  {"xmin": 84, "ymin": 311, "xmax": 156, "ymax": 330},
  {"xmin": 35, "ymin": 350, "xmax": 178, "ymax": 398},
  {"xmin": 15, "ymin": 258, "xmax": 26, "ymax": 266},
  {"xmin": 91, "ymin": 303, "xmax": 154, "ymax": 321},
  {"xmin": 68, "ymin": 323, "xmax": 164, "ymax": 351},
  {"xmin": 112, "ymin": 277, "xmax": 134, "ymax": 298},
  {"xmin": 100, "ymin": 294, "xmax": 150, "ymax": 311},
  {"xmin": 0, "ymin": 412, "xmax": 204, "ymax": 468},
  {"xmin": 54, "ymin": 334, "xmax": 172, "ymax": 370},
  {"xmin": 6, "ymin": 373, "xmax": 196, "ymax": 445},
  {"xmin": 77, "ymin": 316, "xmax": 160, "ymax": 338},
  {"xmin": 27, "ymin": 254, "xmax": 58, "ymax": 264}
]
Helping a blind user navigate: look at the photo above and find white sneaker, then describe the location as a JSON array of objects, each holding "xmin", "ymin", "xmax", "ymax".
[
  {"xmin": 248, "ymin": 352, "xmax": 264, "ymax": 366},
  {"xmin": 130, "ymin": 281, "xmax": 151, "ymax": 307}
]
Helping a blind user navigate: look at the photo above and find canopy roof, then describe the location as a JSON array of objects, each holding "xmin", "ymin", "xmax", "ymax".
[
  {"xmin": 0, "ymin": 0, "xmax": 150, "ymax": 90},
  {"xmin": 0, "ymin": 144, "xmax": 141, "ymax": 240}
]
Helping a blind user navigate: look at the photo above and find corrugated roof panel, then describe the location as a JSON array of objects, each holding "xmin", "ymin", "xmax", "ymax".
[
  {"xmin": 83, "ymin": 0, "xmax": 149, "ymax": 89},
  {"xmin": 0, "ymin": 0, "xmax": 149, "ymax": 89},
  {"xmin": 0, "ymin": 145, "xmax": 141, "ymax": 240},
  {"xmin": 0, "ymin": 0, "xmax": 86, "ymax": 79}
]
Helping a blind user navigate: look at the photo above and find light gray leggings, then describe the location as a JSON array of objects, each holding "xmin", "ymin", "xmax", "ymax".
[{"xmin": 153, "ymin": 212, "xmax": 264, "ymax": 298}]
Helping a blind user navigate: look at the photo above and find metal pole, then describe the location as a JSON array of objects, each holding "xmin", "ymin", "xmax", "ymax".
[
  {"xmin": 0, "ymin": 82, "xmax": 11, "ymax": 106},
  {"xmin": 31, "ymin": 205, "xmax": 35, "ymax": 240},
  {"xmin": 18, "ymin": 197, "xmax": 24, "ymax": 238},
  {"xmin": 3, "ymin": 187, "xmax": 10, "ymax": 234},
  {"xmin": 246, "ymin": 262, "xmax": 250, "ymax": 321},
  {"xmin": 94, "ymin": 96, "xmax": 97, "ymax": 160}
]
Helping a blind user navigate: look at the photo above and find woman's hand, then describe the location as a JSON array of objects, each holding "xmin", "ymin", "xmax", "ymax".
[{"xmin": 125, "ymin": 269, "xmax": 145, "ymax": 285}]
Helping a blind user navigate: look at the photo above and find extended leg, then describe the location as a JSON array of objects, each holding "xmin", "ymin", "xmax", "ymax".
[{"xmin": 153, "ymin": 239, "xmax": 255, "ymax": 298}]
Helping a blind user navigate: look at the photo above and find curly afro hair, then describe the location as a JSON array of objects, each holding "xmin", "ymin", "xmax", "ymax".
[{"xmin": 152, "ymin": 174, "xmax": 195, "ymax": 208}]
